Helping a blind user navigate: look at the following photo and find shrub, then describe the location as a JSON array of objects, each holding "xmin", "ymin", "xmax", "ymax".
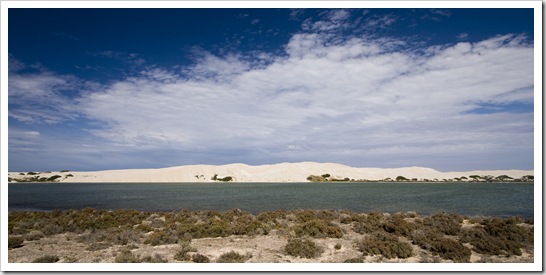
[
  {"xmin": 86, "ymin": 242, "xmax": 112, "ymax": 251},
  {"xmin": 24, "ymin": 230, "xmax": 45, "ymax": 241},
  {"xmin": 232, "ymin": 214, "xmax": 269, "ymax": 235},
  {"xmin": 381, "ymin": 216, "xmax": 415, "ymax": 237},
  {"xmin": 46, "ymin": 175, "xmax": 62, "ymax": 182},
  {"xmin": 192, "ymin": 254, "xmax": 211, "ymax": 263},
  {"xmin": 334, "ymin": 243, "xmax": 342, "ymax": 250},
  {"xmin": 142, "ymin": 254, "xmax": 167, "ymax": 263},
  {"xmin": 114, "ymin": 249, "xmax": 141, "ymax": 263},
  {"xmin": 459, "ymin": 225, "xmax": 528, "ymax": 257},
  {"xmin": 293, "ymin": 219, "xmax": 343, "ymax": 238},
  {"xmin": 411, "ymin": 229, "xmax": 470, "ymax": 262},
  {"xmin": 174, "ymin": 240, "xmax": 197, "ymax": 261},
  {"xmin": 216, "ymin": 251, "xmax": 249, "ymax": 263},
  {"xmin": 357, "ymin": 231, "xmax": 413, "ymax": 259},
  {"xmin": 344, "ymin": 257, "xmax": 364, "ymax": 263},
  {"xmin": 284, "ymin": 238, "xmax": 323, "ymax": 259},
  {"xmin": 352, "ymin": 212, "xmax": 385, "ymax": 234},
  {"xmin": 144, "ymin": 230, "xmax": 178, "ymax": 246},
  {"xmin": 8, "ymin": 236, "xmax": 24, "ymax": 249},
  {"xmin": 32, "ymin": 255, "xmax": 60, "ymax": 263},
  {"xmin": 420, "ymin": 212, "xmax": 463, "ymax": 235}
]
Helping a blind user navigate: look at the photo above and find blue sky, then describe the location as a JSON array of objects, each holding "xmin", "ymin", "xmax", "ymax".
[{"xmin": 7, "ymin": 7, "xmax": 535, "ymax": 172}]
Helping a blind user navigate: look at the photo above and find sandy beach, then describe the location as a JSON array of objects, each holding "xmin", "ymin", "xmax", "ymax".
[{"xmin": 8, "ymin": 162, "xmax": 534, "ymax": 183}]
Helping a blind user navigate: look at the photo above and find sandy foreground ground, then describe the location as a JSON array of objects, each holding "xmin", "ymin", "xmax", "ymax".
[{"xmin": 8, "ymin": 162, "xmax": 534, "ymax": 183}]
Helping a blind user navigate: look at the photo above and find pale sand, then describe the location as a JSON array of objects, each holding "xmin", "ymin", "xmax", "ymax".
[{"xmin": 8, "ymin": 162, "xmax": 534, "ymax": 183}]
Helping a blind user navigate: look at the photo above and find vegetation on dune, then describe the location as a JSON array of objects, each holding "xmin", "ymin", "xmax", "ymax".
[{"xmin": 306, "ymin": 174, "xmax": 534, "ymax": 182}]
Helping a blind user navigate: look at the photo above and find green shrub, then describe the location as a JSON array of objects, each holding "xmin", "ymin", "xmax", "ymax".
[
  {"xmin": 344, "ymin": 257, "xmax": 364, "ymax": 263},
  {"xmin": 411, "ymin": 229, "xmax": 471, "ymax": 262},
  {"xmin": 144, "ymin": 230, "xmax": 178, "ymax": 246},
  {"xmin": 357, "ymin": 231, "xmax": 413, "ymax": 259},
  {"xmin": 114, "ymin": 249, "xmax": 142, "ymax": 263},
  {"xmin": 42, "ymin": 224, "xmax": 63, "ymax": 236},
  {"xmin": 46, "ymin": 175, "xmax": 62, "ymax": 182},
  {"xmin": 174, "ymin": 240, "xmax": 197, "ymax": 261},
  {"xmin": 85, "ymin": 242, "xmax": 112, "ymax": 251},
  {"xmin": 179, "ymin": 219, "xmax": 233, "ymax": 239},
  {"xmin": 142, "ymin": 254, "xmax": 167, "ymax": 263},
  {"xmin": 192, "ymin": 254, "xmax": 211, "ymax": 263},
  {"xmin": 216, "ymin": 251, "xmax": 249, "ymax": 263},
  {"xmin": 420, "ymin": 213, "xmax": 463, "ymax": 235},
  {"xmin": 459, "ymin": 225, "xmax": 529, "ymax": 257},
  {"xmin": 256, "ymin": 210, "xmax": 288, "ymax": 223},
  {"xmin": 481, "ymin": 217, "xmax": 533, "ymax": 245},
  {"xmin": 32, "ymin": 255, "xmax": 60, "ymax": 263},
  {"xmin": 293, "ymin": 219, "xmax": 343, "ymax": 238},
  {"xmin": 381, "ymin": 216, "xmax": 415, "ymax": 237},
  {"xmin": 24, "ymin": 230, "xmax": 45, "ymax": 241},
  {"xmin": 284, "ymin": 238, "xmax": 323, "ymax": 259},
  {"xmin": 232, "ymin": 214, "xmax": 269, "ymax": 235},
  {"xmin": 8, "ymin": 236, "xmax": 24, "ymax": 249},
  {"xmin": 352, "ymin": 212, "xmax": 385, "ymax": 234}
]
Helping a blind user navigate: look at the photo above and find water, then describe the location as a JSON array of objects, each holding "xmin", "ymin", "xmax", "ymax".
[{"xmin": 8, "ymin": 182, "xmax": 534, "ymax": 218}]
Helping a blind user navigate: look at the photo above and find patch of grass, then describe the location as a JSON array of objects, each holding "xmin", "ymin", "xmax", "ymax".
[
  {"xmin": 216, "ymin": 251, "xmax": 250, "ymax": 263},
  {"xmin": 32, "ymin": 255, "xmax": 60, "ymax": 263},
  {"xmin": 8, "ymin": 236, "xmax": 24, "ymax": 249},
  {"xmin": 357, "ymin": 231, "xmax": 413, "ymax": 259},
  {"xmin": 293, "ymin": 219, "xmax": 343, "ymax": 238},
  {"xmin": 284, "ymin": 238, "xmax": 324, "ymax": 259}
]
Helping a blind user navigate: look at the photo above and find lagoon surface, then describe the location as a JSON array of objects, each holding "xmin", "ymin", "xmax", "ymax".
[{"xmin": 8, "ymin": 182, "xmax": 534, "ymax": 218}]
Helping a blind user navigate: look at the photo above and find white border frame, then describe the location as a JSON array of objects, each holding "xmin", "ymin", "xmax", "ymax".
[{"xmin": 1, "ymin": 1, "xmax": 542, "ymax": 272}]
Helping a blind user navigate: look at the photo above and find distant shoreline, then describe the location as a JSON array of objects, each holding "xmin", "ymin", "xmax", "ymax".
[{"xmin": 8, "ymin": 162, "xmax": 534, "ymax": 183}]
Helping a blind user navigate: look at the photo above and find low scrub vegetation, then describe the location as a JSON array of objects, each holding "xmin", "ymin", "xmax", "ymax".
[
  {"xmin": 411, "ymin": 229, "xmax": 471, "ymax": 262},
  {"xmin": 8, "ymin": 236, "xmax": 24, "ymax": 249},
  {"xmin": 32, "ymin": 255, "xmax": 60, "ymax": 263},
  {"xmin": 357, "ymin": 231, "xmax": 413, "ymax": 259},
  {"xmin": 284, "ymin": 238, "xmax": 324, "ymax": 259},
  {"xmin": 8, "ymin": 208, "xmax": 533, "ymax": 263},
  {"xmin": 292, "ymin": 219, "xmax": 343, "ymax": 238},
  {"xmin": 216, "ymin": 251, "xmax": 250, "ymax": 263}
]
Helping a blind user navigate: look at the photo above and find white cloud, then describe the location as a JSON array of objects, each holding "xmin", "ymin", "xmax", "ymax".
[
  {"xmin": 8, "ymin": 70, "xmax": 81, "ymax": 123},
  {"xmin": 9, "ymin": 26, "xmax": 534, "ymax": 170}
]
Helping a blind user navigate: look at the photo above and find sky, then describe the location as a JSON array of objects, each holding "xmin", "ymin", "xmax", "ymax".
[{"xmin": 7, "ymin": 7, "xmax": 535, "ymax": 172}]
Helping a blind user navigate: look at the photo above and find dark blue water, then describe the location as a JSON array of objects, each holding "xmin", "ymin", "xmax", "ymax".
[{"xmin": 8, "ymin": 182, "xmax": 534, "ymax": 217}]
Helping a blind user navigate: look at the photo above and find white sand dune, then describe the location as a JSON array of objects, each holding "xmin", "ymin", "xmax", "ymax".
[{"xmin": 8, "ymin": 162, "xmax": 534, "ymax": 183}]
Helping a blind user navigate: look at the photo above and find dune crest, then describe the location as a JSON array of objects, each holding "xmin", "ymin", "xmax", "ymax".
[{"xmin": 9, "ymin": 162, "xmax": 533, "ymax": 183}]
